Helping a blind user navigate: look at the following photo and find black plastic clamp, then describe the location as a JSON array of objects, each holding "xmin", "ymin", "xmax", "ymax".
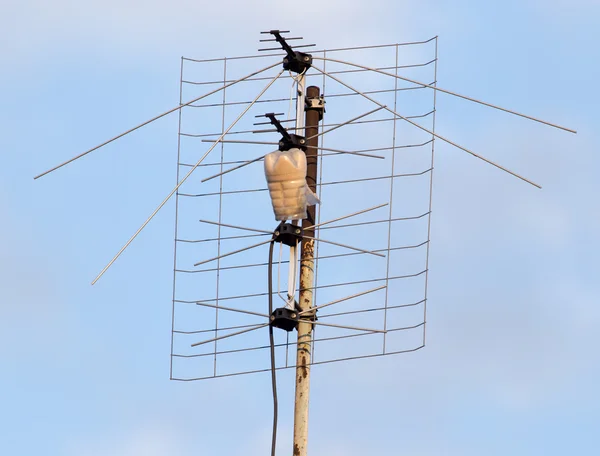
[
  {"xmin": 269, "ymin": 307, "xmax": 299, "ymax": 332},
  {"xmin": 272, "ymin": 222, "xmax": 303, "ymax": 247}
]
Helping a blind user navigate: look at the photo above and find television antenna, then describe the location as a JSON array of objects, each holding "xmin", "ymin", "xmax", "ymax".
[{"xmin": 34, "ymin": 30, "xmax": 575, "ymax": 456}]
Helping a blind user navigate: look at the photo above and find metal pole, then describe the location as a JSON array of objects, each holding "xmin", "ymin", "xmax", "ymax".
[{"xmin": 292, "ymin": 85, "xmax": 322, "ymax": 456}]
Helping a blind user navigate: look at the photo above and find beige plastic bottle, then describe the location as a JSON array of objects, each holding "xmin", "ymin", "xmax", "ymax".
[{"xmin": 264, "ymin": 148, "xmax": 318, "ymax": 221}]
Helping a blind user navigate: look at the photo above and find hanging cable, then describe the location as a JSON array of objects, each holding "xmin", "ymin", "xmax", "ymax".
[{"xmin": 268, "ymin": 240, "xmax": 278, "ymax": 456}]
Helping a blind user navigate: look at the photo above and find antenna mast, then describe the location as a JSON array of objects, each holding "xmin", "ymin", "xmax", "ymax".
[{"xmin": 293, "ymin": 84, "xmax": 323, "ymax": 456}]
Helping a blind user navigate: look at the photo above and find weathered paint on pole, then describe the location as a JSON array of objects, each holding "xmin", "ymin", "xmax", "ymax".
[{"xmin": 293, "ymin": 85, "xmax": 321, "ymax": 456}]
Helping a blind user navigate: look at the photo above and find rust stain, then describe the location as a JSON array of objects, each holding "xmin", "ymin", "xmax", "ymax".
[{"xmin": 294, "ymin": 444, "xmax": 301, "ymax": 456}]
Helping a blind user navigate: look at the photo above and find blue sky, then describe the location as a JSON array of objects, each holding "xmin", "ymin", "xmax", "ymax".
[{"xmin": 1, "ymin": 1, "xmax": 599, "ymax": 455}]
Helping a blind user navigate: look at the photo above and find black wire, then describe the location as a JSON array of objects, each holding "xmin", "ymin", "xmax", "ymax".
[{"xmin": 268, "ymin": 240, "xmax": 278, "ymax": 456}]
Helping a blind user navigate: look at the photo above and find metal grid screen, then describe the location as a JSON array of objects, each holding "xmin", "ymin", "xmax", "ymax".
[{"xmin": 170, "ymin": 37, "xmax": 438, "ymax": 380}]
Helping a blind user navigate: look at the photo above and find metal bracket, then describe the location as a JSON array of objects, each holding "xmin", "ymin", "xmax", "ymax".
[
  {"xmin": 305, "ymin": 95, "xmax": 325, "ymax": 121},
  {"xmin": 273, "ymin": 222, "xmax": 304, "ymax": 247}
]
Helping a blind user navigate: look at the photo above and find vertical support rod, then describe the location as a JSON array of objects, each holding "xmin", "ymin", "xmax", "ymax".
[
  {"xmin": 293, "ymin": 85, "xmax": 321, "ymax": 456},
  {"xmin": 287, "ymin": 75, "xmax": 306, "ymax": 308}
]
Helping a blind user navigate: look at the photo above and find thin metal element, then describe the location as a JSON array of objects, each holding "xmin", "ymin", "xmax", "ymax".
[
  {"xmin": 303, "ymin": 235, "xmax": 386, "ymax": 258},
  {"xmin": 170, "ymin": 56, "xmax": 185, "ymax": 379},
  {"xmin": 184, "ymin": 60, "xmax": 434, "ymax": 88},
  {"xmin": 199, "ymin": 219, "xmax": 272, "ymax": 234},
  {"xmin": 201, "ymin": 139, "xmax": 278, "ymax": 146},
  {"xmin": 174, "ymin": 322, "xmax": 259, "ymax": 335},
  {"xmin": 299, "ymin": 285, "xmax": 386, "ymax": 315},
  {"xmin": 258, "ymin": 44, "xmax": 316, "ymax": 51},
  {"xmin": 183, "ymin": 105, "xmax": 429, "ymax": 137},
  {"xmin": 185, "ymin": 241, "xmax": 428, "ymax": 274},
  {"xmin": 305, "ymin": 105, "xmax": 386, "ymax": 142},
  {"xmin": 319, "ymin": 299, "xmax": 426, "ymax": 320},
  {"xmin": 382, "ymin": 46, "xmax": 398, "ymax": 353},
  {"xmin": 286, "ymin": 74, "xmax": 306, "ymax": 309},
  {"xmin": 260, "ymin": 37, "xmax": 303, "ymax": 42},
  {"xmin": 181, "ymin": 38, "xmax": 435, "ymax": 65},
  {"xmin": 179, "ymin": 141, "xmax": 430, "ymax": 168},
  {"xmin": 178, "ymin": 232, "xmax": 269, "ymax": 244},
  {"xmin": 215, "ymin": 56, "xmax": 229, "ymax": 375},
  {"xmin": 174, "ymin": 346, "xmax": 425, "ymax": 381},
  {"xmin": 176, "ymin": 320, "xmax": 424, "ymax": 358},
  {"xmin": 312, "ymin": 65, "xmax": 542, "ymax": 189},
  {"xmin": 422, "ymin": 38, "xmax": 439, "ymax": 346},
  {"xmin": 91, "ymin": 70, "xmax": 285, "ymax": 284},
  {"xmin": 184, "ymin": 169, "xmax": 432, "ymax": 198},
  {"xmin": 311, "ymin": 320, "xmax": 386, "ymax": 333},
  {"xmin": 306, "ymin": 145, "xmax": 384, "ymax": 160},
  {"xmin": 313, "ymin": 56, "xmax": 577, "ymax": 134},
  {"xmin": 34, "ymin": 61, "xmax": 281, "ymax": 179},
  {"xmin": 383, "ymin": 44, "xmax": 400, "ymax": 353},
  {"xmin": 193, "ymin": 238, "xmax": 273, "ymax": 267},
  {"xmin": 190, "ymin": 323, "xmax": 269, "ymax": 347},
  {"xmin": 200, "ymin": 140, "xmax": 384, "ymax": 160},
  {"xmin": 195, "ymin": 301, "xmax": 269, "ymax": 319},
  {"xmin": 201, "ymin": 150, "xmax": 276, "ymax": 183},
  {"xmin": 175, "ymin": 271, "xmax": 426, "ymax": 305},
  {"xmin": 305, "ymin": 203, "xmax": 388, "ymax": 231}
]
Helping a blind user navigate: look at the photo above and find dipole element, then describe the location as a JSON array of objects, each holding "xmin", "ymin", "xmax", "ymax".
[{"xmin": 293, "ymin": 85, "xmax": 323, "ymax": 456}]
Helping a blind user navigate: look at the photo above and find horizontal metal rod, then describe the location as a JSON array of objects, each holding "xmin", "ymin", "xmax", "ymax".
[
  {"xmin": 178, "ymin": 232, "xmax": 269, "ymax": 244},
  {"xmin": 305, "ymin": 105, "xmax": 386, "ymax": 142},
  {"xmin": 260, "ymin": 37, "xmax": 303, "ymax": 43},
  {"xmin": 319, "ymin": 298, "xmax": 427, "ymax": 320},
  {"xmin": 312, "ymin": 65, "xmax": 542, "ymax": 189},
  {"xmin": 259, "ymin": 44, "xmax": 315, "ymax": 51},
  {"xmin": 91, "ymin": 70, "xmax": 285, "ymax": 284},
  {"xmin": 184, "ymin": 60, "xmax": 434, "ymax": 88},
  {"xmin": 201, "ymin": 139, "xmax": 278, "ymax": 146},
  {"xmin": 174, "ymin": 270, "xmax": 427, "ymax": 304},
  {"xmin": 195, "ymin": 301, "xmax": 269, "ymax": 318},
  {"xmin": 199, "ymin": 219, "xmax": 272, "ymax": 234},
  {"xmin": 173, "ymin": 345, "xmax": 426, "ymax": 381},
  {"xmin": 303, "ymin": 235, "xmax": 386, "ymax": 258},
  {"xmin": 201, "ymin": 150, "xmax": 276, "ymax": 183},
  {"xmin": 182, "ymin": 37, "xmax": 435, "ymax": 65},
  {"xmin": 200, "ymin": 140, "xmax": 383, "ymax": 160},
  {"xmin": 306, "ymin": 145, "xmax": 384, "ymax": 160},
  {"xmin": 314, "ymin": 56, "xmax": 577, "ymax": 134},
  {"xmin": 175, "ymin": 321, "xmax": 423, "ymax": 359},
  {"xmin": 193, "ymin": 238, "xmax": 273, "ymax": 267},
  {"xmin": 34, "ymin": 61, "xmax": 281, "ymax": 179},
  {"xmin": 306, "ymin": 203, "xmax": 389, "ymax": 231},
  {"xmin": 182, "ymin": 170, "xmax": 431, "ymax": 198},
  {"xmin": 180, "ymin": 141, "xmax": 431, "ymax": 169},
  {"xmin": 311, "ymin": 320, "xmax": 386, "ymax": 333},
  {"xmin": 300, "ymin": 285, "xmax": 387, "ymax": 315},
  {"xmin": 191, "ymin": 323, "xmax": 269, "ymax": 347},
  {"xmin": 173, "ymin": 322, "xmax": 260, "ymax": 335},
  {"xmin": 184, "ymin": 84, "xmax": 427, "ymax": 112},
  {"xmin": 254, "ymin": 118, "xmax": 296, "ymax": 126}
]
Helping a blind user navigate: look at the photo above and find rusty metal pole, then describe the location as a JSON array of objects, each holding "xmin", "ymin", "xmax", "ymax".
[{"xmin": 292, "ymin": 86, "xmax": 322, "ymax": 456}]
